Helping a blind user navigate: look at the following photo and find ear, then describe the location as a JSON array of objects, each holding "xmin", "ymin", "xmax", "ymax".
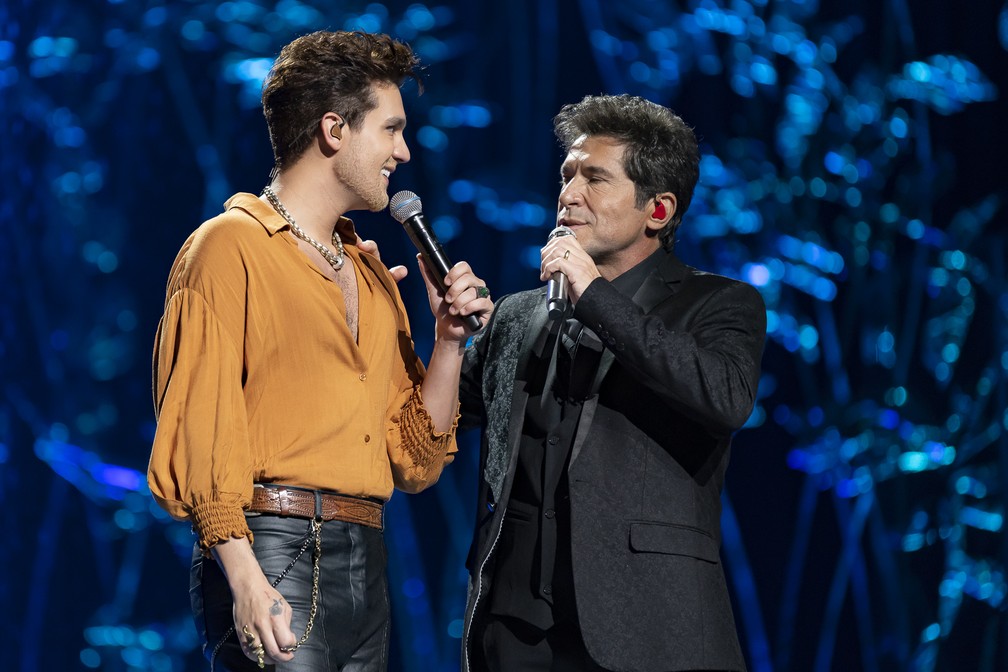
[
  {"xmin": 646, "ymin": 193, "xmax": 676, "ymax": 232},
  {"xmin": 321, "ymin": 112, "xmax": 345, "ymax": 148}
]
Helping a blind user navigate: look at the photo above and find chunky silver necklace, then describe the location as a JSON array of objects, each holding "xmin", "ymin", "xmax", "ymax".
[{"xmin": 262, "ymin": 185, "xmax": 345, "ymax": 272}]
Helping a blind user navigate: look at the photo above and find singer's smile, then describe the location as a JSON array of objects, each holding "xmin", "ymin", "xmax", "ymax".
[{"xmin": 335, "ymin": 82, "xmax": 410, "ymax": 212}]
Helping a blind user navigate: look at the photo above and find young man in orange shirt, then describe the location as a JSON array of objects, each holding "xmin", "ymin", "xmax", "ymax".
[{"xmin": 148, "ymin": 31, "xmax": 491, "ymax": 671}]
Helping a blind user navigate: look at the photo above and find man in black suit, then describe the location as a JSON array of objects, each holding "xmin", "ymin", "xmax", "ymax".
[{"xmin": 458, "ymin": 94, "xmax": 766, "ymax": 671}]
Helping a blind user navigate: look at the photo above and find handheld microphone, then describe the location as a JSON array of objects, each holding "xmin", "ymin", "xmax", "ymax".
[
  {"xmin": 389, "ymin": 190, "xmax": 482, "ymax": 333},
  {"xmin": 546, "ymin": 225, "xmax": 576, "ymax": 320}
]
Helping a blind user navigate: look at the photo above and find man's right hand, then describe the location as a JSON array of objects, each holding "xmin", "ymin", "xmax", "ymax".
[{"xmin": 212, "ymin": 537, "xmax": 297, "ymax": 666}]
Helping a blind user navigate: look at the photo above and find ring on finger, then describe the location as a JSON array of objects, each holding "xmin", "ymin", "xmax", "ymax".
[
  {"xmin": 475, "ymin": 285, "xmax": 490, "ymax": 299},
  {"xmin": 256, "ymin": 646, "xmax": 265, "ymax": 669},
  {"xmin": 563, "ymin": 249, "xmax": 571, "ymax": 261},
  {"xmin": 242, "ymin": 625, "xmax": 257, "ymax": 646}
]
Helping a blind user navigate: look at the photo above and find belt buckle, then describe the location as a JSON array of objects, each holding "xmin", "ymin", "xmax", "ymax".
[{"xmin": 277, "ymin": 487, "xmax": 291, "ymax": 516}]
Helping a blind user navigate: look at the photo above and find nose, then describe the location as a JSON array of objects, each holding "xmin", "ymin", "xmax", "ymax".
[
  {"xmin": 558, "ymin": 178, "xmax": 580, "ymax": 209},
  {"xmin": 394, "ymin": 134, "xmax": 411, "ymax": 164}
]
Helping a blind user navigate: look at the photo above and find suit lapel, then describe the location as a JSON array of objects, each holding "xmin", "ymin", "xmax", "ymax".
[
  {"xmin": 487, "ymin": 296, "xmax": 552, "ymax": 502},
  {"xmin": 634, "ymin": 252, "xmax": 686, "ymax": 314},
  {"xmin": 517, "ymin": 298, "xmax": 555, "ymax": 378},
  {"xmin": 569, "ymin": 349, "xmax": 613, "ymax": 467},
  {"xmin": 508, "ymin": 300, "xmax": 552, "ymax": 446}
]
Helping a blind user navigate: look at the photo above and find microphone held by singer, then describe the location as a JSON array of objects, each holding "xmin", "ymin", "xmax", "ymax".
[
  {"xmin": 390, "ymin": 190, "xmax": 486, "ymax": 333},
  {"xmin": 546, "ymin": 225, "xmax": 576, "ymax": 321}
]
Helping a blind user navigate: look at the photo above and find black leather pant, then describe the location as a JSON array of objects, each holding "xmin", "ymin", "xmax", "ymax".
[{"xmin": 191, "ymin": 514, "xmax": 390, "ymax": 671}]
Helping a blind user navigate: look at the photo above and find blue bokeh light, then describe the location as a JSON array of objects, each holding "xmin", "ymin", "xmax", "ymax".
[{"xmin": 7, "ymin": 2, "xmax": 1005, "ymax": 670}]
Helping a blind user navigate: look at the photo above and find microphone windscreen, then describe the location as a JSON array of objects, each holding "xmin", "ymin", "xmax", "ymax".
[
  {"xmin": 549, "ymin": 225, "xmax": 576, "ymax": 241},
  {"xmin": 390, "ymin": 191, "xmax": 423, "ymax": 223}
]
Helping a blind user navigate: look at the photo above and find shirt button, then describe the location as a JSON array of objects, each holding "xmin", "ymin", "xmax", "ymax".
[
  {"xmin": 359, "ymin": 372, "xmax": 367, "ymax": 381},
  {"xmin": 542, "ymin": 584, "xmax": 553, "ymax": 595},
  {"xmin": 547, "ymin": 435, "xmax": 559, "ymax": 445},
  {"xmin": 364, "ymin": 434, "xmax": 371, "ymax": 443},
  {"xmin": 544, "ymin": 509, "xmax": 555, "ymax": 519}
]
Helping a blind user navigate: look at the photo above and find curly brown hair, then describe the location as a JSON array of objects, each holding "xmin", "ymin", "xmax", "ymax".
[
  {"xmin": 554, "ymin": 94, "xmax": 699, "ymax": 250},
  {"xmin": 262, "ymin": 31, "xmax": 421, "ymax": 169}
]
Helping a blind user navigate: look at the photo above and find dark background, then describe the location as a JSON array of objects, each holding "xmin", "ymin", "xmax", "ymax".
[{"xmin": 3, "ymin": 0, "xmax": 1007, "ymax": 670}]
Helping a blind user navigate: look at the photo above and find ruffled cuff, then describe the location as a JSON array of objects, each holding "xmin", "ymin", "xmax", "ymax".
[
  {"xmin": 190, "ymin": 499, "xmax": 253, "ymax": 556},
  {"xmin": 400, "ymin": 386, "xmax": 459, "ymax": 468}
]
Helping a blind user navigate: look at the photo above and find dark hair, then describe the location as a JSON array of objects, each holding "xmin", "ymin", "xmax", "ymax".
[
  {"xmin": 553, "ymin": 94, "xmax": 700, "ymax": 249},
  {"xmin": 262, "ymin": 31, "xmax": 421, "ymax": 169}
]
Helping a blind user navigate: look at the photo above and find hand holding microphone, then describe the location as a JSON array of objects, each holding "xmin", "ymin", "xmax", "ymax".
[
  {"xmin": 541, "ymin": 225, "xmax": 602, "ymax": 320},
  {"xmin": 545, "ymin": 225, "xmax": 576, "ymax": 320},
  {"xmin": 389, "ymin": 190, "xmax": 489, "ymax": 334}
]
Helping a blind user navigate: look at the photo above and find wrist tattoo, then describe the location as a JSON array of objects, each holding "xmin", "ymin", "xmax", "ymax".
[{"xmin": 270, "ymin": 599, "xmax": 282, "ymax": 616}]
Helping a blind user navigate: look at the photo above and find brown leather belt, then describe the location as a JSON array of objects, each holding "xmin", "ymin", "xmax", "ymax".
[{"xmin": 249, "ymin": 484, "xmax": 383, "ymax": 530}]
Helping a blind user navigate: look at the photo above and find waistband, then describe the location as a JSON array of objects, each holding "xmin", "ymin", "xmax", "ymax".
[{"xmin": 249, "ymin": 483, "xmax": 383, "ymax": 530}]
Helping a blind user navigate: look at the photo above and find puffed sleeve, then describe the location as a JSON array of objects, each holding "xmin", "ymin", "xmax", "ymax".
[
  {"xmin": 147, "ymin": 231, "xmax": 254, "ymax": 553},
  {"xmin": 382, "ymin": 297, "xmax": 458, "ymax": 493},
  {"xmin": 388, "ymin": 385, "xmax": 458, "ymax": 492}
]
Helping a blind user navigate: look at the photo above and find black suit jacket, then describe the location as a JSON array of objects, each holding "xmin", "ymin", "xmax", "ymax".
[{"xmin": 459, "ymin": 252, "xmax": 766, "ymax": 672}]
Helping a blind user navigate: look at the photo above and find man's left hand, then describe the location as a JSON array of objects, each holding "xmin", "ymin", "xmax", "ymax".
[{"xmin": 356, "ymin": 236, "xmax": 408, "ymax": 283}]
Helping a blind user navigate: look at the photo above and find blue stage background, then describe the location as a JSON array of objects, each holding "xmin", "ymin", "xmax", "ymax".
[{"xmin": 3, "ymin": 1, "xmax": 1007, "ymax": 670}]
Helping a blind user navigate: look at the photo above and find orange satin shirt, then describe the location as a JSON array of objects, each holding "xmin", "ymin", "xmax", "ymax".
[{"xmin": 148, "ymin": 193, "xmax": 457, "ymax": 552}]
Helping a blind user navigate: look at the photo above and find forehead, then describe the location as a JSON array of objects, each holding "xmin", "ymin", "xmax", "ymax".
[{"xmin": 563, "ymin": 134, "xmax": 628, "ymax": 174}]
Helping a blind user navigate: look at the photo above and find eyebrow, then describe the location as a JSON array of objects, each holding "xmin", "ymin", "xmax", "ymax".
[
  {"xmin": 584, "ymin": 164, "xmax": 615, "ymax": 178},
  {"xmin": 386, "ymin": 116, "xmax": 407, "ymax": 130},
  {"xmin": 561, "ymin": 161, "xmax": 616, "ymax": 179}
]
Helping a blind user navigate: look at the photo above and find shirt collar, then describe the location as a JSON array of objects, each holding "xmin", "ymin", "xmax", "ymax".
[
  {"xmin": 224, "ymin": 192, "xmax": 358, "ymax": 241},
  {"xmin": 610, "ymin": 247, "xmax": 668, "ymax": 297}
]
